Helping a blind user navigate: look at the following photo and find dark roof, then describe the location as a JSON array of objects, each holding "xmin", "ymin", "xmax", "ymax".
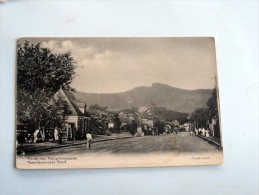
[
  {"xmin": 62, "ymin": 90, "xmax": 83, "ymax": 116},
  {"xmin": 76, "ymin": 102, "xmax": 86, "ymax": 108},
  {"xmin": 70, "ymin": 100, "xmax": 84, "ymax": 116},
  {"xmin": 63, "ymin": 90, "xmax": 78, "ymax": 102},
  {"xmin": 63, "ymin": 90, "xmax": 89, "ymax": 117}
]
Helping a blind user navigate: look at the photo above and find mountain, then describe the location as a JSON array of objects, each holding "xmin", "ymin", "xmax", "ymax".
[{"xmin": 73, "ymin": 83, "xmax": 213, "ymax": 113}]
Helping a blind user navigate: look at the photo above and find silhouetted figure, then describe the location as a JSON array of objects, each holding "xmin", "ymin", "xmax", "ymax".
[{"xmin": 58, "ymin": 129, "xmax": 63, "ymax": 144}]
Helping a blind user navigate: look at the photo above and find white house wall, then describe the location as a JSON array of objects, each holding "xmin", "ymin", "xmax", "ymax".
[{"xmin": 66, "ymin": 116, "xmax": 78, "ymax": 129}]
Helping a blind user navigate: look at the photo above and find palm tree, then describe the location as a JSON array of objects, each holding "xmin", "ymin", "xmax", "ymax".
[
  {"xmin": 135, "ymin": 107, "xmax": 152, "ymax": 136},
  {"xmin": 136, "ymin": 107, "xmax": 152, "ymax": 120}
]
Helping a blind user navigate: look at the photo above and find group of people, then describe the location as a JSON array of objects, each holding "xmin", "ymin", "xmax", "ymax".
[
  {"xmin": 33, "ymin": 129, "xmax": 45, "ymax": 143},
  {"xmin": 30, "ymin": 128, "xmax": 61, "ymax": 144},
  {"xmin": 31, "ymin": 127, "xmax": 93, "ymax": 150},
  {"xmin": 54, "ymin": 127, "xmax": 93, "ymax": 150},
  {"xmin": 193, "ymin": 127, "xmax": 210, "ymax": 137}
]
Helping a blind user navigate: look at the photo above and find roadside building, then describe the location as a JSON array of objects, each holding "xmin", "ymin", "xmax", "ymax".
[
  {"xmin": 207, "ymin": 116, "xmax": 221, "ymax": 144},
  {"xmin": 182, "ymin": 123, "xmax": 190, "ymax": 131},
  {"xmin": 53, "ymin": 88, "xmax": 90, "ymax": 141},
  {"xmin": 16, "ymin": 119, "xmax": 27, "ymax": 143}
]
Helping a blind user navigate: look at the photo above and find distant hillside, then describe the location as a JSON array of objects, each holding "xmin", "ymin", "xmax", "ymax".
[
  {"xmin": 74, "ymin": 83, "xmax": 213, "ymax": 113},
  {"xmin": 120, "ymin": 108, "xmax": 188, "ymax": 123}
]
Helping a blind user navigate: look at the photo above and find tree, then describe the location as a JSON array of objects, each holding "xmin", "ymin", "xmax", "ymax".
[
  {"xmin": 17, "ymin": 41, "xmax": 77, "ymax": 93},
  {"xmin": 136, "ymin": 107, "xmax": 152, "ymax": 119},
  {"xmin": 207, "ymin": 88, "xmax": 221, "ymax": 140},
  {"xmin": 111, "ymin": 113, "xmax": 121, "ymax": 133},
  {"xmin": 207, "ymin": 88, "xmax": 219, "ymax": 120},
  {"xmin": 135, "ymin": 107, "xmax": 152, "ymax": 124},
  {"xmin": 88, "ymin": 104, "xmax": 109, "ymax": 135},
  {"xmin": 153, "ymin": 117, "xmax": 165, "ymax": 135},
  {"xmin": 134, "ymin": 107, "xmax": 153, "ymax": 136},
  {"xmin": 16, "ymin": 40, "xmax": 77, "ymax": 134},
  {"xmin": 192, "ymin": 108, "xmax": 210, "ymax": 128}
]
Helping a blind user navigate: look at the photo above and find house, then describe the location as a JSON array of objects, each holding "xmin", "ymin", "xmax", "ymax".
[
  {"xmin": 16, "ymin": 119, "xmax": 27, "ymax": 143},
  {"xmin": 53, "ymin": 88, "xmax": 90, "ymax": 141},
  {"xmin": 182, "ymin": 123, "xmax": 190, "ymax": 131},
  {"xmin": 208, "ymin": 116, "xmax": 221, "ymax": 142},
  {"xmin": 16, "ymin": 119, "xmax": 25, "ymax": 134}
]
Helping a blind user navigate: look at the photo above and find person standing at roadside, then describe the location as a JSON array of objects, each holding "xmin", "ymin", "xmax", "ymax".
[
  {"xmin": 33, "ymin": 129, "xmax": 40, "ymax": 143},
  {"xmin": 86, "ymin": 132, "xmax": 93, "ymax": 150},
  {"xmin": 201, "ymin": 127, "xmax": 206, "ymax": 136},
  {"xmin": 54, "ymin": 127, "xmax": 58, "ymax": 142},
  {"xmin": 198, "ymin": 127, "xmax": 202, "ymax": 135},
  {"xmin": 58, "ymin": 129, "xmax": 63, "ymax": 144},
  {"xmin": 195, "ymin": 127, "xmax": 198, "ymax": 135}
]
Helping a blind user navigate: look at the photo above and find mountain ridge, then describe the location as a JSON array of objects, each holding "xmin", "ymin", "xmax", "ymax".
[{"xmin": 73, "ymin": 83, "xmax": 213, "ymax": 113}]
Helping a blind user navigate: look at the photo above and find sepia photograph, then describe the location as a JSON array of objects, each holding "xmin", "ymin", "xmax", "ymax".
[{"xmin": 16, "ymin": 37, "xmax": 223, "ymax": 169}]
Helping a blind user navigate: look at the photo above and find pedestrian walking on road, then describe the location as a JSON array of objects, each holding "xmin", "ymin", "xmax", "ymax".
[{"xmin": 86, "ymin": 132, "xmax": 93, "ymax": 150}]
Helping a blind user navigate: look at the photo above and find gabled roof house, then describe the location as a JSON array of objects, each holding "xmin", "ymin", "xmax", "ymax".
[{"xmin": 54, "ymin": 88, "xmax": 89, "ymax": 140}]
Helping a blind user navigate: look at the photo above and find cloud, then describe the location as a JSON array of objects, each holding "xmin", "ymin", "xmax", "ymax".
[
  {"xmin": 40, "ymin": 40, "xmax": 98, "ymax": 63},
  {"xmin": 41, "ymin": 40, "xmax": 58, "ymax": 51},
  {"xmin": 60, "ymin": 40, "xmax": 74, "ymax": 51},
  {"xmin": 40, "ymin": 38, "xmax": 216, "ymax": 93}
]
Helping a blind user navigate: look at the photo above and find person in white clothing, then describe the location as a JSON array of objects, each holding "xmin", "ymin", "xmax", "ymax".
[
  {"xmin": 198, "ymin": 128, "xmax": 202, "ymax": 135},
  {"xmin": 202, "ymin": 127, "xmax": 206, "ymax": 136},
  {"xmin": 33, "ymin": 129, "xmax": 40, "ymax": 143},
  {"xmin": 195, "ymin": 127, "xmax": 198, "ymax": 135},
  {"xmin": 205, "ymin": 129, "xmax": 210, "ymax": 137},
  {"xmin": 86, "ymin": 132, "xmax": 93, "ymax": 150},
  {"xmin": 54, "ymin": 127, "xmax": 59, "ymax": 141}
]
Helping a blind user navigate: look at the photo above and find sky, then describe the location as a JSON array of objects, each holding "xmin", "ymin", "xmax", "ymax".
[{"xmin": 20, "ymin": 37, "xmax": 217, "ymax": 93}]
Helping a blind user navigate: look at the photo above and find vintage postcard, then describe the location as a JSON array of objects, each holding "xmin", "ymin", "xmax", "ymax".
[{"xmin": 16, "ymin": 37, "xmax": 223, "ymax": 169}]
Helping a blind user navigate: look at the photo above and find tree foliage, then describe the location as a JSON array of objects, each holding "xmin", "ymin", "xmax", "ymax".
[
  {"xmin": 110, "ymin": 113, "xmax": 121, "ymax": 133},
  {"xmin": 88, "ymin": 104, "xmax": 109, "ymax": 134},
  {"xmin": 153, "ymin": 116, "xmax": 165, "ymax": 135},
  {"xmin": 136, "ymin": 107, "xmax": 152, "ymax": 119},
  {"xmin": 17, "ymin": 41, "xmax": 77, "ymax": 93},
  {"xmin": 17, "ymin": 90, "xmax": 71, "ymax": 131},
  {"xmin": 135, "ymin": 107, "xmax": 152, "ymax": 125},
  {"xmin": 16, "ymin": 40, "xmax": 77, "ymax": 131},
  {"xmin": 207, "ymin": 88, "xmax": 219, "ymax": 120},
  {"xmin": 192, "ymin": 108, "xmax": 210, "ymax": 128},
  {"xmin": 190, "ymin": 88, "xmax": 219, "ymax": 128}
]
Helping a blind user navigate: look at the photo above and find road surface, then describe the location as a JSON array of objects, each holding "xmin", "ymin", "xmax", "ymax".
[{"xmin": 31, "ymin": 132, "xmax": 220, "ymax": 156}]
